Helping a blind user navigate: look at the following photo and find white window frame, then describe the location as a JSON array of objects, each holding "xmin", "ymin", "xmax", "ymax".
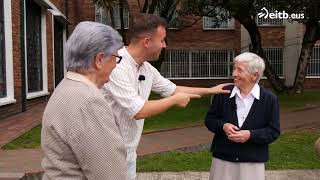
[
  {"xmin": 264, "ymin": 47, "xmax": 284, "ymax": 78},
  {"xmin": 306, "ymin": 45, "xmax": 320, "ymax": 78},
  {"xmin": 256, "ymin": 17, "xmax": 284, "ymax": 26},
  {"xmin": 203, "ymin": 16, "xmax": 235, "ymax": 30},
  {"xmin": 50, "ymin": 9, "xmax": 68, "ymax": 88},
  {"xmin": 202, "ymin": 7, "xmax": 234, "ymax": 30},
  {"xmin": 0, "ymin": 0, "xmax": 16, "ymax": 106},
  {"xmin": 95, "ymin": 5, "xmax": 129, "ymax": 30},
  {"xmin": 24, "ymin": 0, "xmax": 49, "ymax": 99},
  {"xmin": 154, "ymin": 7, "xmax": 179, "ymax": 30},
  {"xmin": 51, "ymin": 17, "xmax": 67, "ymax": 88},
  {"xmin": 160, "ymin": 49, "xmax": 234, "ymax": 79}
]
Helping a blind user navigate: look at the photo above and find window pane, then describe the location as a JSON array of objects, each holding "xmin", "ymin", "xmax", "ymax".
[
  {"xmin": 307, "ymin": 45, "xmax": 320, "ymax": 76},
  {"xmin": 160, "ymin": 49, "xmax": 233, "ymax": 79},
  {"xmin": 209, "ymin": 50, "xmax": 230, "ymax": 77},
  {"xmin": 264, "ymin": 48, "xmax": 284, "ymax": 77},
  {"xmin": 95, "ymin": 4, "xmax": 129, "ymax": 29},
  {"xmin": 191, "ymin": 50, "xmax": 210, "ymax": 78},
  {"xmin": 203, "ymin": 7, "xmax": 231, "ymax": 29},
  {"xmin": 154, "ymin": 6, "xmax": 179, "ymax": 29},
  {"xmin": 54, "ymin": 18, "xmax": 64, "ymax": 86},
  {"xmin": 0, "ymin": 0, "xmax": 6, "ymax": 98},
  {"xmin": 162, "ymin": 49, "xmax": 189, "ymax": 78},
  {"xmin": 26, "ymin": 0, "xmax": 43, "ymax": 93}
]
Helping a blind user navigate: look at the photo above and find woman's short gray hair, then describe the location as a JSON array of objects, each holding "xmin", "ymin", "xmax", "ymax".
[
  {"xmin": 65, "ymin": 21, "xmax": 123, "ymax": 73},
  {"xmin": 233, "ymin": 52, "xmax": 265, "ymax": 81}
]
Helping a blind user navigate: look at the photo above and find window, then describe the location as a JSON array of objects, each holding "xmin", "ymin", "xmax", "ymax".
[
  {"xmin": 256, "ymin": 16, "xmax": 283, "ymax": 26},
  {"xmin": 95, "ymin": 4, "xmax": 129, "ymax": 29},
  {"xmin": 25, "ymin": 0, "xmax": 48, "ymax": 98},
  {"xmin": 264, "ymin": 48, "xmax": 284, "ymax": 77},
  {"xmin": 0, "ymin": 0, "xmax": 5, "ymax": 98},
  {"xmin": 160, "ymin": 49, "xmax": 234, "ymax": 79},
  {"xmin": 154, "ymin": 6, "xmax": 179, "ymax": 29},
  {"xmin": 0, "ymin": 0, "xmax": 14, "ymax": 106},
  {"xmin": 203, "ymin": 7, "xmax": 234, "ymax": 29},
  {"xmin": 53, "ymin": 18, "xmax": 66, "ymax": 86},
  {"xmin": 307, "ymin": 45, "xmax": 320, "ymax": 77}
]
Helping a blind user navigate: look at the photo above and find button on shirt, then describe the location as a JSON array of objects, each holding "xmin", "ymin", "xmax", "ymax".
[
  {"xmin": 101, "ymin": 47, "xmax": 176, "ymax": 159},
  {"xmin": 229, "ymin": 84, "xmax": 260, "ymax": 128}
]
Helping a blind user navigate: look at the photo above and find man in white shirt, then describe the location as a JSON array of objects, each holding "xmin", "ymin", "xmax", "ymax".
[{"xmin": 102, "ymin": 14, "xmax": 231, "ymax": 180}]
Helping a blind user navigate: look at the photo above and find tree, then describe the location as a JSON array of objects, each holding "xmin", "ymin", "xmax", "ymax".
[
  {"xmin": 180, "ymin": 0, "xmax": 320, "ymax": 93},
  {"xmin": 94, "ymin": 0, "xmax": 320, "ymax": 93},
  {"xmin": 273, "ymin": 0, "xmax": 320, "ymax": 93},
  {"xmin": 138, "ymin": 0, "xmax": 183, "ymax": 70},
  {"xmin": 94, "ymin": 0, "xmax": 128, "ymax": 44}
]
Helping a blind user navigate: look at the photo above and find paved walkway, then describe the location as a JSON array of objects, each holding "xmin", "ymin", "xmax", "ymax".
[
  {"xmin": 0, "ymin": 104, "xmax": 320, "ymax": 177},
  {"xmin": 1, "ymin": 170, "xmax": 320, "ymax": 180},
  {"xmin": 0, "ymin": 103, "xmax": 45, "ymax": 148},
  {"xmin": 136, "ymin": 171, "xmax": 320, "ymax": 180}
]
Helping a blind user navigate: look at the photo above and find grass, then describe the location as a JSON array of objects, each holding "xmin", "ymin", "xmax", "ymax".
[
  {"xmin": 137, "ymin": 129, "xmax": 320, "ymax": 171},
  {"xmin": 2, "ymin": 90, "xmax": 320, "ymax": 150},
  {"xmin": 143, "ymin": 94, "xmax": 211, "ymax": 133},
  {"xmin": 277, "ymin": 90, "xmax": 320, "ymax": 111},
  {"xmin": 3, "ymin": 125, "xmax": 42, "ymax": 150}
]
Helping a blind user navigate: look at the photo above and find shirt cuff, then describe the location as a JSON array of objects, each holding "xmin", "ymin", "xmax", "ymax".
[
  {"xmin": 127, "ymin": 98, "xmax": 146, "ymax": 119},
  {"xmin": 161, "ymin": 84, "xmax": 177, "ymax": 97}
]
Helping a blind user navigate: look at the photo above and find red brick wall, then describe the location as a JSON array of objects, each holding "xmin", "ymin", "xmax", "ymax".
[
  {"xmin": 127, "ymin": 0, "xmax": 241, "ymax": 53},
  {"xmin": 259, "ymin": 26, "xmax": 285, "ymax": 48},
  {"xmin": 0, "ymin": 0, "xmax": 67, "ymax": 119},
  {"xmin": 46, "ymin": 12, "xmax": 54, "ymax": 95},
  {"xmin": 67, "ymin": 0, "xmax": 95, "ymax": 36},
  {"xmin": 166, "ymin": 21, "xmax": 241, "ymax": 54},
  {"xmin": 50, "ymin": 0, "xmax": 66, "ymax": 14},
  {"xmin": 0, "ymin": 0, "xmax": 22, "ymax": 119}
]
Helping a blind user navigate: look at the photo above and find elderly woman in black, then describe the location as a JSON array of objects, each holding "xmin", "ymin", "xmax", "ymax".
[{"xmin": 205, "ymin": 52, "xmax": 280, "ymax": 180}]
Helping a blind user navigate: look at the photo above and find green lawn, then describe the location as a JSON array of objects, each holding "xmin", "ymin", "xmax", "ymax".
[
  {"xmin": 3, "ymin": 125, "xmax": 42, "ymax": 150},
  {"xmin": 137, "ymin": 129, "xmax": 320, "ymax": 171},
  {"xmin": 278, "ymin": 90, "xmax": 320, "ymax": 111},
  {"xmin": 3, "ymin": 90, "xmax": 320, "ymax": 150},
  {"xmin": 144, "ymin": 94, "xmax": 211, "ymax": 132}
]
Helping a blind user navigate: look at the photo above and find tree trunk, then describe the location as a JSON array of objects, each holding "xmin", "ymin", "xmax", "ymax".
[
  {"xmin": 234, "ymin": 14, "xmax": 288, "ymax": 92},
  {"xmin": 293, "ymin": 21, "xmax": 320, "ymax": 93},
  {"xmin": 147, "ymin": 0, "xmax": 158, "ymax": 14},
  {"xmin": 142, "ymin": 0, "xmax": 149, "ymax": 13}
]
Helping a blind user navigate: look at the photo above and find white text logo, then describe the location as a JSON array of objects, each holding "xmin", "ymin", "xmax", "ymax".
[{"xmin": 257, "ymin": 7, "xmax": 304, "ymax": 20}]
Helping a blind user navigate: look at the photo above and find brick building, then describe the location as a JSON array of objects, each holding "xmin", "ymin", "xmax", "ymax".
[
  {"xmin": 0, "ymin": 0, "xmax": 94, "ymax": 119},
  {"xmin": 0, "ymin": 0, "xmax": 319, "ymax": 119},
  {"xmin": 95, "ymin": 0, "xmax": 320, "ymax": 88}
]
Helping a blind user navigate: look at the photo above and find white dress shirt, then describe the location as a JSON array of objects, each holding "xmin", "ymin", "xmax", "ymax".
[
  {"xmin": 229, "ymin": 84, "xmax": 260, "ymax": 127},
  {"xmin": 101, "ymin": 47, "xmax": 176, "ymax": 158}
]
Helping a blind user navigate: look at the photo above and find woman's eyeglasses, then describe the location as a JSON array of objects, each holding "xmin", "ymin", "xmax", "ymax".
[{"xmin": 112, "ymin": 55, "xmax": 122, "ymax": 64}]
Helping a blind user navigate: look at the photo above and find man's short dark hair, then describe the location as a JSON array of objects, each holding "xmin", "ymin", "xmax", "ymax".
[{"xmin": 129, "ymin": 14, "xmax": 167, "ymax": 43}]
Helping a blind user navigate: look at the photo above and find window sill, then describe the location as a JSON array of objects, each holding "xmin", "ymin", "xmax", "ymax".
[
  {"xmin": 257, "ymin": 25, "xmax": 285, "ymax": 28},
  {"xmin": 0, "ymin": 98, "xmax": 17, "ymax": 106},
  {"xmin": 27, "ymin": 91, "xmax": 49, "ymax": 100},
  {"xmin": 203, "ymin": 28, "xmax": 235, "ymax": 31},
  {"xmin": 306, "ymin": 76, "xmax": 320, "ymax": 79}
]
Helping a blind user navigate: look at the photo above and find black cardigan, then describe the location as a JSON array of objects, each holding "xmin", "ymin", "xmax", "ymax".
[{"xmin": 205, "ymin": 85, "xmax": 280, "ymax": 162}]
